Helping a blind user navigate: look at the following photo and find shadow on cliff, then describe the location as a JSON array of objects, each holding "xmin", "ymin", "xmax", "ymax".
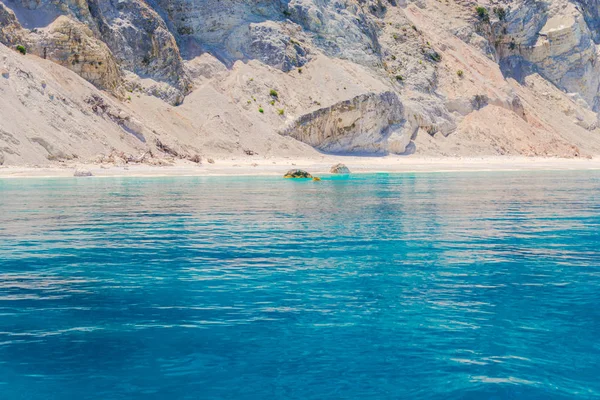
[
  {"xmin": 313, "ymin": 141, "xmax": 417, "ymax": 158},
  {"xmin": 499, "ymin": 54, "xmax": 541, "ymax": 85},
  {"xmin": 3, "ymin": 0, "xmax": 62, "ymax": 29}
]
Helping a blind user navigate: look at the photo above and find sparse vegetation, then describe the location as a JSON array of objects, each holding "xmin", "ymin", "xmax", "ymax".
[
  {"xmin": 428, "ymin": 51, "xmax": 442, "ymax": 62},
  {"xmin": 258, "ymin": 107, "xmax": 264, "ymax": 113},
  {"xmin": 270, "ymin": 100, "xmax": 275, "ymax": 106},
  {"xmin": 298, "ymin": 67, "xmax": 303, "ymax": 73},
  {"xmin": 457, "ymin": 69, "xmax": 464, "ymax": 77},
  {"xmin": 270, "ymin": 89, "xmax": 279, "ymax": 98},
  {"xmin": 395, "ymin": 75, "xmax": 404, "ymax": 82},
  {"xmin": 472, "ymin": 94, "xmax": 488, "ymax": 109},
  {"xmin": 277, "ymin": 109, "xmax": 285, "ymax": 115},
  {"xmin": 178, "ymin": 26, "xmax": 193, "ymax": 35},
  {"xmin": 16, "ymin": 45, "xmax": 26, "ymax": 55},
  {"xmin": 426, "ymin": 126, "xmax": 437, "ymax": 136},
  {"xmin": 475, "ymin": 6, "xmax": 490, "ymax": 22},
  {"xmin": 493, "ymin": 6, "xmax": 507, "ymax": 21}
]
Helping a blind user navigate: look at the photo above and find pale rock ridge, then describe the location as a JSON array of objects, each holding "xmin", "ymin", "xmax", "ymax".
[
  {"xmin": 280, "ymin": 91, "xmax": 413, "ymax": 154},
  {"xmin": 27, "ymin": 15, "xmax": 122, "ymax": 92},
  {"xmin": 0, "ymin": 43, "xmax": 145, "ymax": 164}
]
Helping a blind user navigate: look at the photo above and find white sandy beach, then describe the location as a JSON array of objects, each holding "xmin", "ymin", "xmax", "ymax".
[{"xmin": 1, "ymin": 156, "xmax": 599, "ymax": 178}]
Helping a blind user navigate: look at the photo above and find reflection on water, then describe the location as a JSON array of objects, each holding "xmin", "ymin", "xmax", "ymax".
[{"xmin": 0, "ymin": 172, "xmax": 599, "ymax": 399}]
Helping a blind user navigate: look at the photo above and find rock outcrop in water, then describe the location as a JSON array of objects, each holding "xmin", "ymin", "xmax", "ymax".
[
  {"xmin": 2, "ymin": 0, "xmax": 600, "ymax": 165},
  {"xmin": 330, "ymin": 164, "xmax": 351, "ymax": 174},
  {"xmin": 284, "ymin": 169, "xmax": 313, "ymax": 179}
]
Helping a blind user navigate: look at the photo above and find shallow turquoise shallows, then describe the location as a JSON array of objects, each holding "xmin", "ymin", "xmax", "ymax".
[{"xmin": 1, "ymin": 172, "xmax": 600, "ymax": 399}]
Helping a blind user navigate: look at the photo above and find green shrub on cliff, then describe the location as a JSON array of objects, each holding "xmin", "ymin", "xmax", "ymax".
[
  {"xmin": 16, "ymin": 45, "xmax": 26, "ymax": 55},
  {"xmin": 493, "ymin": 7, "xmax": 507, "ymax": 21},
  {"xmin": 475, "ymin": 6, "xmax": 489, "ymax": 22}
]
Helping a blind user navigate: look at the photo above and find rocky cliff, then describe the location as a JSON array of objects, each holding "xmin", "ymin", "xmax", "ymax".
[{"xmin": 1, "ymin": 0, "xmax": 600, "ymax": 165}]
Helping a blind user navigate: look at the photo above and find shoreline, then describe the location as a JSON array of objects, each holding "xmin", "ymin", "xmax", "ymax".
[{"xmin": 1, "ymin": 156, "xmax": 600, "ymax": 178}]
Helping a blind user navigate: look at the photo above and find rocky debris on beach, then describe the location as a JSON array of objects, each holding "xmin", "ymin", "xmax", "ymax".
[
  {"xmin": 284, "ymin": 169, "xmax": 313, "ymax": 179},
  {"xmin": 330, "ymin": 163, "xmax": 350, "ymax": 174},
  {"xmin": 73, "ymin": 169, "xmax": 93, "ymax": 177}
]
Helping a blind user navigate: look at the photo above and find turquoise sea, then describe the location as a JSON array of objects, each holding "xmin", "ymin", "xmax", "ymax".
[{"xmin": 1, "ymin": 172, "xmax": 599, "ymax": 399}]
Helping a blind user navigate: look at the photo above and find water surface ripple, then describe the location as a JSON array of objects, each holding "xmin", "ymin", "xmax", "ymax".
[{"xmin": 1, "ymin": 172, "xmax": 599, "ymax": 399}]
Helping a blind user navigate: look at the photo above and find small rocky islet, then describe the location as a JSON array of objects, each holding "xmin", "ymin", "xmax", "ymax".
[
  {"xmin": 330, "ymin": 163, "xmax": 351, "ymax": 174},
  {"xmin": 284, "ymin": 164, "xmax": 351, "ymax": 180},
  {"xmin": 284, "ymin": 169, "xmax": 313, "ymax": 179},
  {"xmin": 283, "ymin": 169, "xmax": 320, "ymax": 181}
]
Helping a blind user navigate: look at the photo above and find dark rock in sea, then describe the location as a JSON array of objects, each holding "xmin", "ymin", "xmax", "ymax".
[
  {"xmin": 284, "ymin": 169, "xmax": 313, "ymax": 179},
  {"xmin": 312, "ymin": 177, "xmax": 321, "ymax": 181},
  {"xmin": 330, "ymin": 163, "xmax": 350, "ymax": 174},
  {"xmin": 74, "ymin": 169, "xmax": 93, "ymax": 177}
]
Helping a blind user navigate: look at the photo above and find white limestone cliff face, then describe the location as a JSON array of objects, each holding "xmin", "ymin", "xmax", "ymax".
[
  {"xmin": 1, "ymin": 0, "xmax": 189, "ymax": 103},
  {"xmin": 495, "ymin": 0, "xmax": 600, "ymax": 110},
  {"xmin": 87, "ymin": 0, "xmax": 190, "ymax": 104},
  {"xmin": 2, "ymin": 0, "xmax": 600, "ymax": 164},
  {"xmin": 152, "ymin": 0, "xmax": 381, "ymax": 67}
]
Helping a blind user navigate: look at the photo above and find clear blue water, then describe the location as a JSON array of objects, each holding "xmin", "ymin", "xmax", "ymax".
[{"xmin": 1, "ymin": 172, "xmax": 600, "ymax": 399}]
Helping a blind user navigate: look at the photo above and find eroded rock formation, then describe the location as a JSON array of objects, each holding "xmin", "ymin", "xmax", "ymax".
[{"xmin": 280, "ymin": 92, "xmax": 412, "ymax": 154}]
